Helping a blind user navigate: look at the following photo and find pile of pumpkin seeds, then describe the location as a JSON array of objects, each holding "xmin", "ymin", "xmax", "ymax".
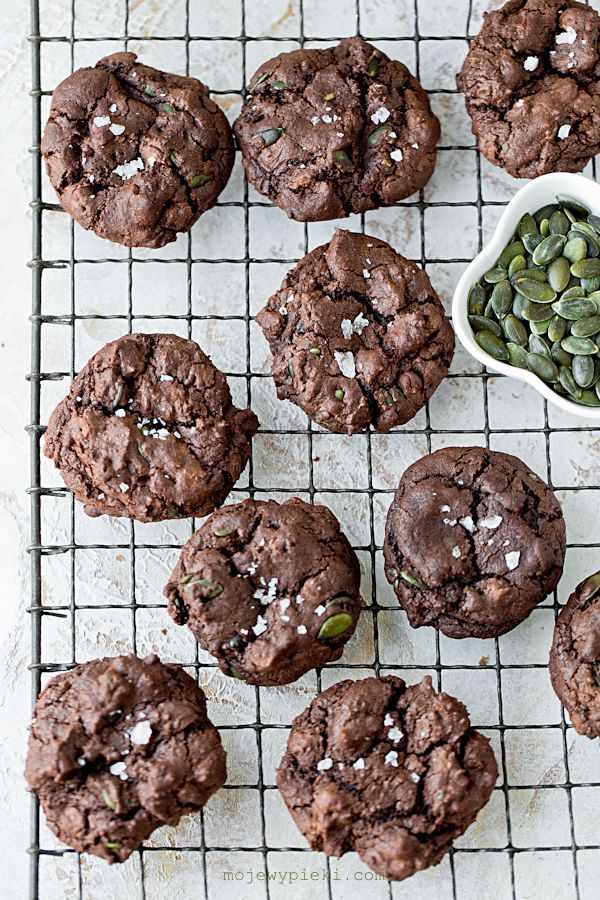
[{"xmin": 467, "ymin": 194, "xmax": 600, "ymax": 407}]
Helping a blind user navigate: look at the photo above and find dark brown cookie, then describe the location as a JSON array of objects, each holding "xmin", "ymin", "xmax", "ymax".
[
  {"xmin": 44, "ymin": 333, "xmax": 259, "ymax": 523},
  {"xmin": 164, "ymin": 497, "xmax": 361, "ymax": 686},
  {"xmin": 25, "ymin": 654, "xmax": 226, "ymax": 863},
  {"xmin": 41, "ymin": 52, "xmax": 234, "ymax": 247},
  {"xmin": 277, "ymin": 675, "xmax": 497, "ymax": 881},
  {"xmin": 255, "ymin": 230, "xmax": 454, "ymax": 434},
  {"xmin": 384, "ymin": 447, "xmax": 566, "ymax": 639},
  {"xmin": 457, "ymin": 0, "xmax": 600, "ymax": 179},
  {"xmin": 233, "ymin": 37, "xmax": 439, "ymax": 221},
  {"xmin": 549, "ymin": 571, "xmax": 600, "ymax": 738}
]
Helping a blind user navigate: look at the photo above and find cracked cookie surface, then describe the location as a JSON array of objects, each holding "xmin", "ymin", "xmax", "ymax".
[
  {"xmin": 255, "ymin": 230, "xmax": 454, "ymax": 434},
  {"xmin": 384, "ymin": 446, "xmax": 566, "ymax": 639},
  {"xmin": 550, "ymin": 570, "xmax": 600, "ymax": 738},
  {"xmin": 25, "ymin": 654, "xmax": 226, "ymax": 863},
  {"xmin": 457, "ymin": 0, "xmax": 600, "ymax": 178},
  {"xmin": 44, "ymin": 333, "xmax": 259, "ymax": 523},
  {"xmin": 41, "ymin": 52, "xmax": 234, "ymax": 247},
  {"xmin": 276, "ymin": 675, "xmax": 497, "ymax": 881},
  {"xmin": 164, "ymin": 497, "xmax": 361, "ymax": 686},
  {"xmin": 233, "ymin": 37, "xmax": 439, "ymax": 221}
]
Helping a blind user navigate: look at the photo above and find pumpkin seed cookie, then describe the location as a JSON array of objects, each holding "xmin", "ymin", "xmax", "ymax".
[
  {"xmin": 25, "ymin": 654, "xmax": 226, "ymax": 863},
  {"xmin": 256, "ymin": 230, "xmax": 454, "ymax": 434},
  {"xmin": 384, "ymin": 446, "xmax": 566, "ymax": 639},
  {"xmin": 233, "ymin": 36, "xmax": 439, "ymax": 221},
  {"xmin": 44, "ymin": 333, "xmax": 259, "ymax": 523},
  {"xmin": 549, "ymin": 570, "xmax": 600, "ymax": 738},
  {"xmin": 41, "ymin": 52, "xmax": 234, "ymax": 247},
  {"xmin": 277, "ymin": 675, "xmax": 498, "ymax": 881},
  {"xmin": 457, "ymin": 0, "xmax": 600, "ymax": 179},
  {"xmin": 164, "ymin": 497, "xmax": 361, "ymax": 686}
]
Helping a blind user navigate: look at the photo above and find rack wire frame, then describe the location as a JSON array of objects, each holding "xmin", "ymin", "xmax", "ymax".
[{"xmin": 27, "ymin": 1, "xmax": 600, "ymax": 899}]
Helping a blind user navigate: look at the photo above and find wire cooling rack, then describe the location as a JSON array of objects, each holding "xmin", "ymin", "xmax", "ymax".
[{"xmin": 28, "ymin": 1, "xmax": 600, "ymax": 899}]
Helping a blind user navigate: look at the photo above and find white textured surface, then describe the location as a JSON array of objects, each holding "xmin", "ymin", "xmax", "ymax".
[{"xmin": 2, "ymin": 1, "xmax": 600, "ymax": 899}]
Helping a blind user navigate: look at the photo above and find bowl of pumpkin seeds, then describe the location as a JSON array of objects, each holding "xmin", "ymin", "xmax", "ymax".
[{"xmin": 453, "ymin": 172, "xmax": 600, "ymax": 417}]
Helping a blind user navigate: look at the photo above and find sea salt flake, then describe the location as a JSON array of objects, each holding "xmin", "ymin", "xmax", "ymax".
[
  {"xmin": 479, "ymin": 515, "xmax": 502, "ymax": 529},
  {"xmin": 452, "ymin": 546, "xmax": 461, "ymax": 559},
  {"xmin": 556, "ymin": 26, "xmax": 577, "ymax": 45},
  {"xmin": 240, "ymin": 628, "xmax": 249, "ymax": 635},
  {"xmin": 317, "ymin": 757, "xmax": 333, "ymax": 771},
  {"xmin": 334, "ymin": 350, "xmax": 356, "ymax": 379},
  {"xmin": 558, "ymin": 124, "xmax": 571, "ymax": 140},
  {"xmin": 147, "ymin": 156, "xmax": 156, "ymax": 167},
  {"xmin": 281, "ymin": 615, "xmax": 290, "ymax": 622},
  {"xmin": 129, "ymin": 720, "xmax": 152, "ymax": 745},
  {"xmin": 109, "ymin": 122, "xmax": 126, "ymax": 136},
  {"xmin": 297, "ymin": 625, "xmax": 307, "ymax": 634},
  {"xmin": 311, "ymin": 115, "xmax": 320, "ymax": 125},
  {"xmin": 252, "ymin": 615, "xmax": 268, "ymax": 636},
  {"xmin": 388, "ymin": 727, "xmax": 403, "ymax": 742},
  {"xmin": 280, "ymin": 598, "xmax": 290, "ymax": 612},
  {"xmin": 390, "ymin": 148, "xmax": 403, "ymax": 162},
  {"xmin": 440, "ymin": 505, "xmax": 451, "ymax": 513},
  {"xmin": 488, "ymin": 538, "xmax": 494, "ymax": 546},
  {"xmin": 411, "ymin": 142, "xmax": 419, "ymax": 149},
  {"xmin": 159, "ymin": 373, "xmax": 174, "ymax": 382},
  {"xmin": 119, "ymin": 483, "xmax": 129, "ymax": 493},
  {"xmin": 385, "ymin": 750, "xmax": 399, "ymax": 767},
  {"xmin": 384, "ymin": 713, "xmax": 394, "ymax": 726},
  {"xmin": 505, "ymin": 550, "xmax": 521, "ymax": 571},
  {"xmin": 353, "ymin": 757, "xmax": 366, "ymax": 770},
  {"xmin": 516, "ymin": 99, "xmax": 524, "ymax": 108},
  {"xmin": 371, "ymin": 106, "xmax": 390, "ymax": 124},
  {"xmin": 363, "ymin": 268, "xmax": 371, "ymax": 279},
  {"xmin": 115, "ymin": 408, "xmax": 126, "ymax": 418},
  {"xmin": 353, "ymin": 312, "xmax": 369, "ymax": 334},
  {"xmin": 93, "ymin": 115, "xmax": 111, "ymax": 127},
  {"xmin": 443, "ymin": 517, "xmax": 458, "ymax": 527},
  {"xmin": 341, "ymin": 318, "xmax": 353, "ymax": 340},
  {"xmin": 279, "ymin": 306, "xmax": 288, "ymax": 315},
  {"xmin": 77, "ymin": 756, "xmax": 85, "ymax": 766},
  {"xmin": 321, "ymin": 114, "xmax": 333, "ymax": 123},
  {"xmin": 109, "ymin": 761, "xmax": 128, "ymax": 780},
  {"xmin": 109, "ymin": 103, "xmax": 117, "ymax": 113},
  {"xmin": 315, "ymin": 604, "xmax": 326, "ymax": 616},
  {"xmin": 410, "ymin": 772, "xmax": 420, "ymax": 783},
  {"xmin": 459, "ymin": 516, "xmax": 476, "ymax": 533},
  {"xmin": 98, "ymin": 492, "xmax": 105, "ymax": 500},
  {"xmin": 389, "ymin": 131, "xmax": 397, "ymax": 138},
  {"xmin": 523, "ymin": 56, "xmax": 539, "ymax": 71},
  {"xmin": 113, "ymin": 157, "xmax": 144, "ymax": 180},
  {"xmin": 296, "ymin": 594, "xmax": 304, "ymax": 604}
]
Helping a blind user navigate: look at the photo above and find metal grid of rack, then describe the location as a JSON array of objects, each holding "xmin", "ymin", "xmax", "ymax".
[{"xmin": 28, "ymin": 1, "xmax": 600, "ymax": 898}]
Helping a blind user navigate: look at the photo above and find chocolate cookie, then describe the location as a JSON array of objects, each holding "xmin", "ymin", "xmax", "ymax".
[
  {"xmin": 457, "ymin": 0, "xmax": 600, "ymax": 179},
  {"xmin": 164, "ymin": 497, "xmax": 361, "ymax": 686},
  {"xmin": 255, "ymin": 230, "xmax": 454, "ymax": 434},
  {"xmin": 44, "ymin": 333, "xmax": 259, "ymax": 523},
  {"xmin": 384, "ymin": 447, "xmax": 566, "ymax": 639},
  {"xmin": 233, "ymin": 37, "xmax": 439, "ymax": 221},
  {"xmin": 25, "ymin": 654, "xmax": 226, "ymax": 862},
  {"xmin": 277, "ymin": 675, "xmax": 497, "ymax": 881},
  {"xmin": 549, "ymin": 571, "xmax": 600, "ymax": 738},
  {"xmin": 41, "ymin": 52, "xmax": 234, "ymax": 247}
]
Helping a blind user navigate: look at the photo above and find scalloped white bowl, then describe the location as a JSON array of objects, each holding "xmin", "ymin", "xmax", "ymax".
[{"xmin": 452, "ymin": 172, "xmax": 600, "ymax": 420}]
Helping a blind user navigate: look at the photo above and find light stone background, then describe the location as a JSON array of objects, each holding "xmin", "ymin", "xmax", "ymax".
[{"xmin": 2, "ymin": 0, "xmax": 600, "ymax": 898}]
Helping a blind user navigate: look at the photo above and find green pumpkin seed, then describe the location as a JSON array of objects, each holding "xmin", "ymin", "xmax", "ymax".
[
  {"xmin": 549, "ymin": 210, "xmax": 570, "ymax": 235},
  {"xmin": 572, "ymin": 354, "xmax": 595, "ymax": 388},
  {"xmin": 563, "ymin": 207, "xmax": 578, "ymax": 225},
  {"xmin": 512, "ymin": 293, "xmax": 528, "ymax": 320},
  {"xmin": 484, "ymin": 266, "xmax": 508, "ymax": 284},
  {"xmin": 106, "ymin": 842, "xmax": 122, "ymax": 850},
  {"xmin": 144, "ymin": 85, "xmax": 156, "ymax": 97},
  {"xmin": 558, "ymin": 366, "xmax": 583, "ymax": 400},
  {"xmin": 587, "ymin": 291, "xmax": 600, "ymax": 313},
  {"xmin": 499, "ymin": 241, "xmax": 525, "ymax": 269},
  {"xmin": 512, "ymin": 268, "xmax": 547, "ymax": 284},
  {"xmin": 229, "ymin": 634, "xmax": 244, "ymax": 649},
  {"xmin": 540, "ymin": 218, "xmax": 550, "ymax": 237},
  {"xmin": 503, "ymin": 314, "xmax": 528, "ymax": 346},
  {"xmin": 189, "ymin": 173, "xmax": 213, "ymax": 188},
  {"xmin": 561, "ymin": 335, "xmax": 599, "ymax": 355},
  {"xmin": 530, "ymin": 319, "xmax": 550, "ymax": 335},
  {"xmin": 335, "ymin": 388, "xmax": 345, "ymax": 401},
  {"xmin": 102, "ymin": 789, "xmax": 116, "ymax": 811},
  {"xmin": 576, "ymin": 389, "xmax": 600, "ymax": 406},
  {"xmin": 513, "ymin": 279, "xmax": 556, "ymax": 304},
  {"xmin": 560, "ymin": 285, "xmax": 586, "ymax": 301},
  {"xmin": 571, "ymin": 315, "xmax": 600, "ymax": 337},
  {"xmin": 469, "ymin": 315, "xmax": 503, "ymax": 337},
  {"xmin": 582, "ymin": 571, "xmax": 600, "ymax": 600},
  {"xmin": 272, "ymin": 80, "xmax": 286, "ymax": 90},
  {"xmin": 229, "ymin": 666, "xmax": 244, "ymax": 680},
  {"xmin": 334, "ymin": 149, "xmax": 353, "ymax": 167},
  {"xmin": 547, "ymin": 256, "xmax": 571, "ymax": 292},
  {"xmin": 399, "ymin": 570, "xmax": 430, "ymax": 589},
  {"xmin": 563, "ymin": 236, "xmax": 588, "ymax": 263},
  {"xmin": 507, "ymin": 342, "xmax": 529, "ymax": 368},
  {"xmin": 534, "ymin": 203, "xmax": 558, "ymax": 225},
  {"xmin": 521, "ymin": 302, "xmax": 555, "ymax": 323},
  {"xmin": 571, "ymin": 258, "xmax": 600, "ymax": 279},
  {"xmin": 317, "ymin": 612, "xmax": 353, "ymax": 640},
  {"xmin": 588, "ymin": 214, "xmax": 600, "ymax": 233},
  {"xmin": 491, "ymin": 280, "xmax": 513, "ymax": 317},
  {"xmin": 259, "ymin": 127, "xmax": 283, "ymax": 146},
  {"xmin": 368, "ymin": 124, "xmax": 391, "ymax": 145},
  {"xmin": 568, "ymin": 229, "xmax": 599, "ymax": 258},
  {"xmin": 249, "ymin": 71, "xmax": 270, "ymax": 92},
  {"xmin": 581, "ymin": 275, "xmax": 600, "ymax": 293},
  {"xmin": 556, "ymin": 194, "xmax": 590, "ymax": 218},
  {"xmin": 552, "ymin": 342, "xmax": 573, "ymax": 367},
  {"xmin": 518, "ymin": 213, "xmax": 538, "ymax": 237},
  {"xmin": 547, "ymin": 315, "xmax": 567, "ymax": 343},
  {"xmin": 532, "ymin": 234, "xmax": 567, "ymax": 266},
  {"xmin": 528, "ymin": 334, "xmax": 551, "ymax": 357},
  {"xmin": 214, "ymin": 528, "xmax": 232, "ymax": 537},
  {"xmin": 468, "ymin": 283, "xmax": 486, "ymax": 315},
  {"xmin": 508, "ymin": 254, "xmax": 527, "ymax": 278},
  {"xmin": 113, "ymin": 381, "xmax": 125, "ymax": 407},
  {"xmin": 552, "ymin": 298, "xmax": 598, "ymax": 320},
  {"xmin": 522, "ymin": 232, "xmax": 544, "ymax": 254},
  {"xmin": 591, "ymin": 359, "xmax": 600, "ymax": 387},
  {"xmin": 527, "ymin": 352, "xmax": 559, "ymax": 382},
  {"xmin": 476, "ymin": 330, "xmax": 510, "ymax": 361},
  {"xmin": 367, "ymin": 56, "xmax": 381, "ymax": 77},
  {"xmin": 571, "ymin": 221, "xmax": 599, "ymax": 245}
]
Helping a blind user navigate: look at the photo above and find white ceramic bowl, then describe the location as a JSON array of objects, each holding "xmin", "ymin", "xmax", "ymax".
[{"xmin": 452, "ymin": 172, "xmax": 600, "ymax": 420}]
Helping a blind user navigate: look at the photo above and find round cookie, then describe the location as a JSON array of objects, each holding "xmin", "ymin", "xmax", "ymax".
[
  {"xmin": 233, "ymin": 37, "xmax": 439, "ymax": 221},
  {"xmin": 44, "ymin": 333, "xmax": 259, "ymax": 523},
  {"xmin": 549, "ymin": 570, "xmax": 600, "ymax": 738},
  {"xmin": 457, "ymin": 0, "xmax": 600, "ymax": 179},
  {"xmin": 276, "ymin": 675, "xmax": 497, "ymax": 881},
  {"xmin": 384, "ymin": 447, "xmax": 566, "ymax": 639},
  {"xmin": 164, "ymin": 497, "xmax": 361, "ymax": 686},
  {"xmin": 255, "ymin": 230, "xmax": 454, "ymax": 434},
  {"xmin": 25, "ymin": 654, "xmax": 226, "ymax": 862},
  {"xmin": 41, "ymin": 52, "xmax": 234, "ymax": 247}
]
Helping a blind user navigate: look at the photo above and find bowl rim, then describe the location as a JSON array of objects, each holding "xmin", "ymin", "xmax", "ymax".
[{"xmin": 451, "ymin": 171, "xmax": 600, "ymax": 420}]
